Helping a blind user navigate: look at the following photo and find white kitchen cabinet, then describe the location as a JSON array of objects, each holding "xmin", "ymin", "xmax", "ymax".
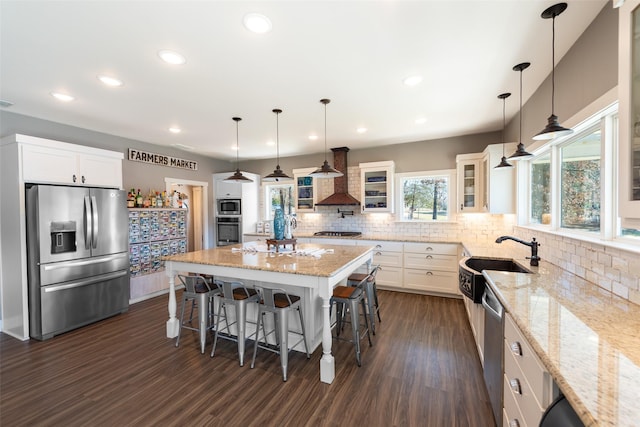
[
  {"xmin": 356, "ymin": 240, "xmax": 403, "ymax": 288},
  {"xmin": 481, "ymin": 143, "xmax": 516, "ymax": 214},
  {"xmin": 503, "ymin": 313, "xmax": 554, "ymax": 427},
  {"xmin": 618, "ymin": 0, "xmax": 640, "ymax": 225},
  {"xmin": 402, "ymin": 242, "xmax": 459, "ymax": 295},
  {"xmin": 463, "ymin": 297, "xmax": 485, "ymax": 366},
  {"xmin": 293, "ymin": 167, "xmax": 318, "ymax": 212},
  {"xmin": 359, "ymin": 161, "xmax": 394, "ymax": 213},
  {"xmin": 215, "ymin": 178, "xmax": 242, "ymax": 198},
  {"xmin": 456, "ymin": 154, "xmax": 482, "ymax": 213},
  {"xmin": 18, "ymin": 135, "xmax": 123, "ymax": 188}
]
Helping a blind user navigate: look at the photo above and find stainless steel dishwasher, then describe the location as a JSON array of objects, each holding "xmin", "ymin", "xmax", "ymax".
[{"xmin": 482, "ymin": 283, "xmax": 504, "ymax": 427}]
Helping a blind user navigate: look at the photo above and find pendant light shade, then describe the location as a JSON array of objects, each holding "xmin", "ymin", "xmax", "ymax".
[
  {"xmin": 309, "ymin": 98, "xmax": 343, "ymax": 178},
  {"xmin": 263, "ymin": 108, "xmax": 292, "ymax": 182},
  {"xmin": 509, "ymin": 62, "xmax": 534, "ymax": 160},
  {"xmin": 533, "ymin": 2, "xmax": 573, "ymax": 140},
  {"xmin": 494, "ymin": 92, "xmax": 513, "ymax": 169},
  {"xmin": 224, "ymin": 117, "xmax": 253, "ymax": 183}
]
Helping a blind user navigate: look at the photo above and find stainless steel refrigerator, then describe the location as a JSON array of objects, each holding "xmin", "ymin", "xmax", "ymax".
[{"xmin": 26, "ymin": 184, "xmax": 130, "ymax": 340}]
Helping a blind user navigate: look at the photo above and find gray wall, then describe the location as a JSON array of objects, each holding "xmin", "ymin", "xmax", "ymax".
[
  {"xmin": 504, "ymin": 4, "xmax": 618, "ymax": 144},
  {"xmin": 0, "ymin": 111, "xmax": 234, "ymax": 246}
]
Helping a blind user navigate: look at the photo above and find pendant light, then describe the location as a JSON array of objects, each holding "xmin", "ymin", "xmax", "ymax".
[
  {"xmin": 224, "ymin": 117, "xmax": 253, "ymax": 183},
  {"xmin": 309, "ymin": 98, "xmax": 343, "ymax": 178},
  {"xmin": 533, "ymin": 2, "xmax": 573, "ymax": 140},
  {"xmin": 263, "ymin": 108, "xmax": 292, "ymax": 181},
  {"xmin": 494, "ymin": 92, "xmax": 513, "ymax": 169},
  {"xmin": 509, "ymin": 62, "xmax": 534, "ymax": 160}
]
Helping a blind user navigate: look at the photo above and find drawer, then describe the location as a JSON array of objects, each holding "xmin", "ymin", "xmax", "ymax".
[
  {"xmin": 504, "ymin": 350, "xmax": 544, "ymax": 427},
  {"xmin": 403, "ymin": 268, "xmax": 457, "ymax": 293},
  {"xmin": 504, "ymin": 315, "xmax": 552, "ymax": 408},
  {"xmin": 373, "ymin": 251, "xmax": 403, "ymax": 267},
  {"xmin": 503, "ymin": 375, "xmax": 528, "ymax": 427},
  {"xmin": 403, "ymin": 252, "xmax": 456, "ymax": 271},
  {"xmin": 376, "ymin": 265, "xmax": 403, "ymax": 288},
  {"xmin": 403, "ymin": 242, "xmax": 458, "ymax": 255},
  {"xmin": 358, "ymin": 240, "xmax": 403, "ymax": 252}
]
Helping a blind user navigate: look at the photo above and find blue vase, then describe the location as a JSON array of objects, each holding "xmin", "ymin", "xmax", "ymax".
[{"xmin": 273, "ymin": 208, "xmax": 285, "ymax": 240}]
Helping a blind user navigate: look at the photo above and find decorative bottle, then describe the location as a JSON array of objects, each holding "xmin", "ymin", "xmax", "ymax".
[{"xmin": 273, "ymin": 207, "xmax": 285, "ymax": 240}]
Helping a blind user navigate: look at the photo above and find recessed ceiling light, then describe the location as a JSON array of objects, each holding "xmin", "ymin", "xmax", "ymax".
[
  {"xmin": 97, "ymin": 75, "xmax": 123, "ymax": 87},
  {"xmin": 231, "ymin": 144, "xmax": 239, "ymax": 151},
  {"xmin": 50, "ymin": 92, "xmax": 75, "ymax": 102},
  {"xmin": 403, "ymin": 75, "xmax": 423, "ymax": 86},
  {"xmin": 415, "ymin": 117, "xmax": 427, "ymax": 124},
  {"xmin": 158, "ymin": 50, "xmax": 186, "ymax": 65},
  {"xmin": 308, "ymin": 135, "xmax": 318, "ymax": 140},
  {"xmin": 356, "ymin": 127, "xmax": 368, "ymax": 134},
  {"xmin": 266, "ymin": 140, "xmax": 276, "ymax": 146},
  {"xmin": 243, "ymin": 13, "xmax": 272, "ymax": 33},
  {"xmin": 169, "ymin": 127, "xmax": 181, "ymax": 134}
]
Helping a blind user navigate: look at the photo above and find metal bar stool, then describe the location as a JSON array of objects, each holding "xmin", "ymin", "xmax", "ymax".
[
  {"xmin": 347, "ymin": 265, "xmax": 382, "ymax": 334},
  {"xmin": 175, "ymin": 274, "xmax": 222, "ymax": 354},
  {"xmin": 210, "ymin": 281, "xmax": 260, "ymax": 366},
  {"xmin": 250, "ymin": 287, "xmax": 310, "ymax": 381},
  {"xmin": 330, "ymin": 280, "xmax": 372, "ymax": 367}
]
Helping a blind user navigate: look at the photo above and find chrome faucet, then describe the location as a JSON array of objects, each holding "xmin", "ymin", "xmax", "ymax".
[{"xmin": 495, "ymin": 236, "xmax": 540, "ymax": 266}]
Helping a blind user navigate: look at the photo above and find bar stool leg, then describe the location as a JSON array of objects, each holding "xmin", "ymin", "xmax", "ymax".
[
  {"xmin": 278, "ymin": 309, "xmax": 289, "ymax": 381},
  {"xmin": 373, "ymin": 282, "xmax": 382, "ymax": 322},
  {"xmin": 298, "ymin": 307, "xmax": 310, "ymax": 358},
  {"xmin": 250, "ymin": 306, "xmax": 264, "ymax": 369},
  {"xmin": 365, "ymin": 282, "xmax": 376, "ymax": 335},
  {"xmin": 211, "ymin": 298, "xmax": 224, "ymax": 358},
  {"xmin": 361, "ymin": 297, "xmax": 372, "ymax": 347},
  {"xmin": 198, "ymin": 293, "xmax": 208, "ymax": 354},
  {"xmin": 236, "ymin": 301, "xmax": 247, "ymax": 366},
  {"xmin": 349, "ymin": 298, "xmax": 362, "ymax": 367},
  {"xmin": 175, "ymin": 293, "xmax": 187, "ymax": 347}
]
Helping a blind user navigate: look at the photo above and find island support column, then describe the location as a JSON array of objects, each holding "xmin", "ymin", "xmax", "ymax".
[
  {"xmin": 166, "ymin": 263, "xmax": 179, "ymax": 338},
  {"xmin": 319, "ymin": 281, "xmax": 335, "ymax": 384}
]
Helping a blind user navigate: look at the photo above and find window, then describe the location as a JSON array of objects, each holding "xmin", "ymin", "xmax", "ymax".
[
  {"xmin": 530, "ymin": 153, "xmax": 551, "ymax": 225},
  {"xmin": 264, "ymin": 183, "xmax": 294, "ymax": 220},
  {"xmin": 397, "ymin": 170, "xmax": 454, "ymax": 221}
]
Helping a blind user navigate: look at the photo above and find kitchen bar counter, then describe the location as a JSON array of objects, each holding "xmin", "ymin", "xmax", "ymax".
[
  {"xmin": 163, "ymin": 242, "xmax": 374, "ymax": 384},
  {"xmin": 465, "ymin": 243, "xmax": 640, "ymax": 427}
]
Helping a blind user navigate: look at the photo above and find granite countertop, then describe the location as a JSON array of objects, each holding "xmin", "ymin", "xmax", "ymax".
[
  {"xmin": 163, "ymin": 242, "xmax": 373, "ymax": 277},
  {"xmin": 467, "ymin": 243, "xmax": 640, "ymax": 427}
]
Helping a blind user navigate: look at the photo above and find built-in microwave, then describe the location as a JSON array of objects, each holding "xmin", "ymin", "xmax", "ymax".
[{"xmin": 217, "ymin": 198, "xmax": 241, "ymax": 216}]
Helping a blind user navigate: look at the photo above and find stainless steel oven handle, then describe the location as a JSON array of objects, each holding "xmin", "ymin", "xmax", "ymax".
[
  {"xmin": 44, "ymin": 270, "xmax": 127, "ymax": 292},
  {"xmin": 43, "ymin": 253, "xmax": 128, "ymax": 270}
]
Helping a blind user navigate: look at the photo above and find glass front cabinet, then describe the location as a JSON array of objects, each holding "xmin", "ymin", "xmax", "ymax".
[
  {"xmin": 456, "ymin": 154, "xmax": 482, "ymax": 213},
  {"xmin": 292, "ymin": 167, "xmax": 317, "ymax": 212},
  {"xmin": 619, "ymin": 0, "xmax": 640, "ymax": 225},
  {"xmin": 360, "ymin": 161, "xmax": 394, "ymax": 213}
]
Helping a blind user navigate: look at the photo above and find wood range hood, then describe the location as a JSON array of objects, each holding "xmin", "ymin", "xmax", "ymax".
[{"xmin": 315, "ymin": 147, "xmax": 361, "ymax": 206}]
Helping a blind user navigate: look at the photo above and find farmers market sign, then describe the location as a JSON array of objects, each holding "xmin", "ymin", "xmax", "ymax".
[{"xmin": 128, "ymin": 148, "xmax": 197, "ymax": 171}]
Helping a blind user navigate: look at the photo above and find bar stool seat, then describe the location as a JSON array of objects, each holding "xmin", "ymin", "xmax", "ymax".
[
  {"xmin": 175, "ymin": 274, "xmax": 222, "ymax": 354},
  {"xmin": 250, "ymin": 288, "xmax": 310, "ymax": 381},
  {"xmin": 347, "ymin": 265, "xmax": 382, "ymax": 335},
  {"xmin": 330, "ymin": 282, "xmax": 372, "ymax": 367},
  {"xmin": 210, "ymin": 281, "xmax": 260, "ymax": 366}
]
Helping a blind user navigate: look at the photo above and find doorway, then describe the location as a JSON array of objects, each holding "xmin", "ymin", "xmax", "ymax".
[{"xmin": 165, "ymin": 178, "xmax": 209, "ymax": 251}]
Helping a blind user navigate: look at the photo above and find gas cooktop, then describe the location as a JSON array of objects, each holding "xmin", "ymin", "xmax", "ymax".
[{"xmin": 313, "ymin": 231, "xmax": 362, "ymax": 237}]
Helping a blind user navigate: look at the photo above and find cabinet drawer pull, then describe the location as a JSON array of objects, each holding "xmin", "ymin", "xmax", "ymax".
[
  {"xmin": 81, "ymin": 175, "xmax": 86, "ymax": 184},
  {"xmin": 425, "ymin": 271, "xmax": 433, "ymax": 276},
  {"xmin": 73, "ymin": 174, "xmax": 77, "ymax": 183},
  {"xmin": 509, "ymin": 420, "xmax": 520, "ymax": 427},
  {"xmin": 509, "ymin": 378, "xmax": 522, "ymax": 395},
  {"xmin": 425, "ymin": 255, "xmax": 433, "ymax": 259},
  {"xmin": 510, "ymin": 341, "xmax": 523, "ymax": 356},
  {"xmin": 425, "ymin": 246, "xmax": 433, "ymax": 251},
  {"xmin": 375, "ymin": 251, "xmax": 382, "ymax": 256},
  {"xmin": 375, "ymin": 244, "xmax": 382, "ymax": 249}
]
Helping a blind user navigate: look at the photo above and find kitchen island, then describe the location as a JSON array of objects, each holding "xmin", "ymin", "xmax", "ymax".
[{"xmin": 163, "ymin": 242, "xmax": 374, "ymax": 384}]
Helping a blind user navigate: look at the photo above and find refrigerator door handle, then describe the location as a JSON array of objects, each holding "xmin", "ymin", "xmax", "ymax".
[
  {"xmin": 91, "ymin": 195, "xmax": 99, "ymax": 249},
  {"xmin": 44, "ymin": 270, "xmax": 128, "ymax": 293},
  {"xmin": 42, "ymin": 253, "xmax": 128, "ymax": 270},
  {"xmin": 84, "ymin": 196, "xmax": 92, "ymax": 250}
]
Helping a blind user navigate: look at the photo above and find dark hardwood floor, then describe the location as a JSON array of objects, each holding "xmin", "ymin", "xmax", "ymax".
[{"xmin": 0, "ymin": 290, "xmax": 495, "ymax": 427}]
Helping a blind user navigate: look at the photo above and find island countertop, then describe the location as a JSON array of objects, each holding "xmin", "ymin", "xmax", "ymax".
[{"xmin": 163, "ymin": 242, "xmax": 373, "ymax": 277}]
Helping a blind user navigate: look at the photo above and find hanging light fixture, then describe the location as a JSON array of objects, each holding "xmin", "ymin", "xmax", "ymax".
[
  {"xmin": 309, "ymin": 98, "xmax": 343, "ymax": 178},
  {"xmin": 533, "ymin": 2, "xmax": 573, "ymax": 140},
  {"xmin": 224, "ymin": 117, "xmax": 253, "ymax": 183},
  {"xmin": 263, "ymin": 108, "xmax": 292, "ymax": 181},
  {"xmin": 495, "ymin": 92, "xmax": 513, "ymax": 169},
  {"xmin": 509, "ymin": 62, "xmax": 534, "ymax": 160}
]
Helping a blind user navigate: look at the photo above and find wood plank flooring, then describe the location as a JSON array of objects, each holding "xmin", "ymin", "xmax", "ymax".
[{"xmin": 0, "ymin": 290, "xmax": 495, "ymax": 427}]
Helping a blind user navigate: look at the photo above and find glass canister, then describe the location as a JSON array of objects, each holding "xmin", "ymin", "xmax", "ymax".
[{"xmin": 273, "ymin": 207, "xmax": 285, "ymax": 240}]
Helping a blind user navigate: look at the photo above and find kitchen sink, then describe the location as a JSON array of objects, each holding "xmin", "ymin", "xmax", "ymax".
[
  {"xmin": 459, "ymin": 257, "xmax": 532, "ymax": 303},
  {"xmin": 313, "ymin": 231, "xmax": 362, "ymax": 237}
]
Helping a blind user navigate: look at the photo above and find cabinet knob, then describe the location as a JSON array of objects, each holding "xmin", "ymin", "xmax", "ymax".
[
  {"xmin": 81, "ymin": 175, "xmax": 86, "ymax": 184},
  {"xmin": 510, "ymin": 341, "xmax": 523, "ymax": 357},
  {"xmin": 509, "ymin": 378, "xmax": 522, "ymax": 395},
  {"xmin": 460, "ymin": 204, "xmax": 463, "ymax": 210},
  {"xmin": 73, "ymin": 174, "xmax": 77, "ymax": 183}
]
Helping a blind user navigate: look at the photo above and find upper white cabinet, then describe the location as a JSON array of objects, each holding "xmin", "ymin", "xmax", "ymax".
[
  {"xmin": 214, "ymin": 176, "xmax": 242, "ymax": 198},
  {"xmin": 456, "ymin": 154, "xmax": 482, "ymax": 212},
  {"xmin": 293, "ymin": 167, "xmax": 318, "ymax": 212},
  {"xmin": 360, "ymin": 161, "xmax": 394, "ymax": 213},
  {"xmin": 17, "ymin": 135, "xmax": 123, "ymax": 188},
  {"xmin": 481, "ymin": 143, "xmax": 516, "ymax": 214},
  {"xmin": 618, "ymin": 0, "xmax": 640, "ymax": 224}
]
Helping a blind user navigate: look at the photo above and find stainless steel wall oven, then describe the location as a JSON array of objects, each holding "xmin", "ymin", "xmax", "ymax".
[{"xmin": 216, "ymin": 216, "xmax": 241, "ymax": 246}]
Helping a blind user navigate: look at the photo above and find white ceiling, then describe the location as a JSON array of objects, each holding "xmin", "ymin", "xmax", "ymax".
[{"xmin": 0, "ymin": 0, "xmax": 608, "ymax": 162}]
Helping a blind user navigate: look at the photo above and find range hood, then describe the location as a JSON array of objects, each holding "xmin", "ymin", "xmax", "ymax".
[{"xmin": 315, "ymin": 147, "xmax": 360, "ymax": 206}]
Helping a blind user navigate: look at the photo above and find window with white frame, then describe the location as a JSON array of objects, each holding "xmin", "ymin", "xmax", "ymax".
[
  {"xmin": 525, "ymin": 103, "xmax": 640, "ymax": 240},
  {"xmin": 396, "ymin": 170, "xmax": 454, "ymax": 221},
  {"xmin": 263, "ymin": 182, "xmax": 295, "ymax": 220}
]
